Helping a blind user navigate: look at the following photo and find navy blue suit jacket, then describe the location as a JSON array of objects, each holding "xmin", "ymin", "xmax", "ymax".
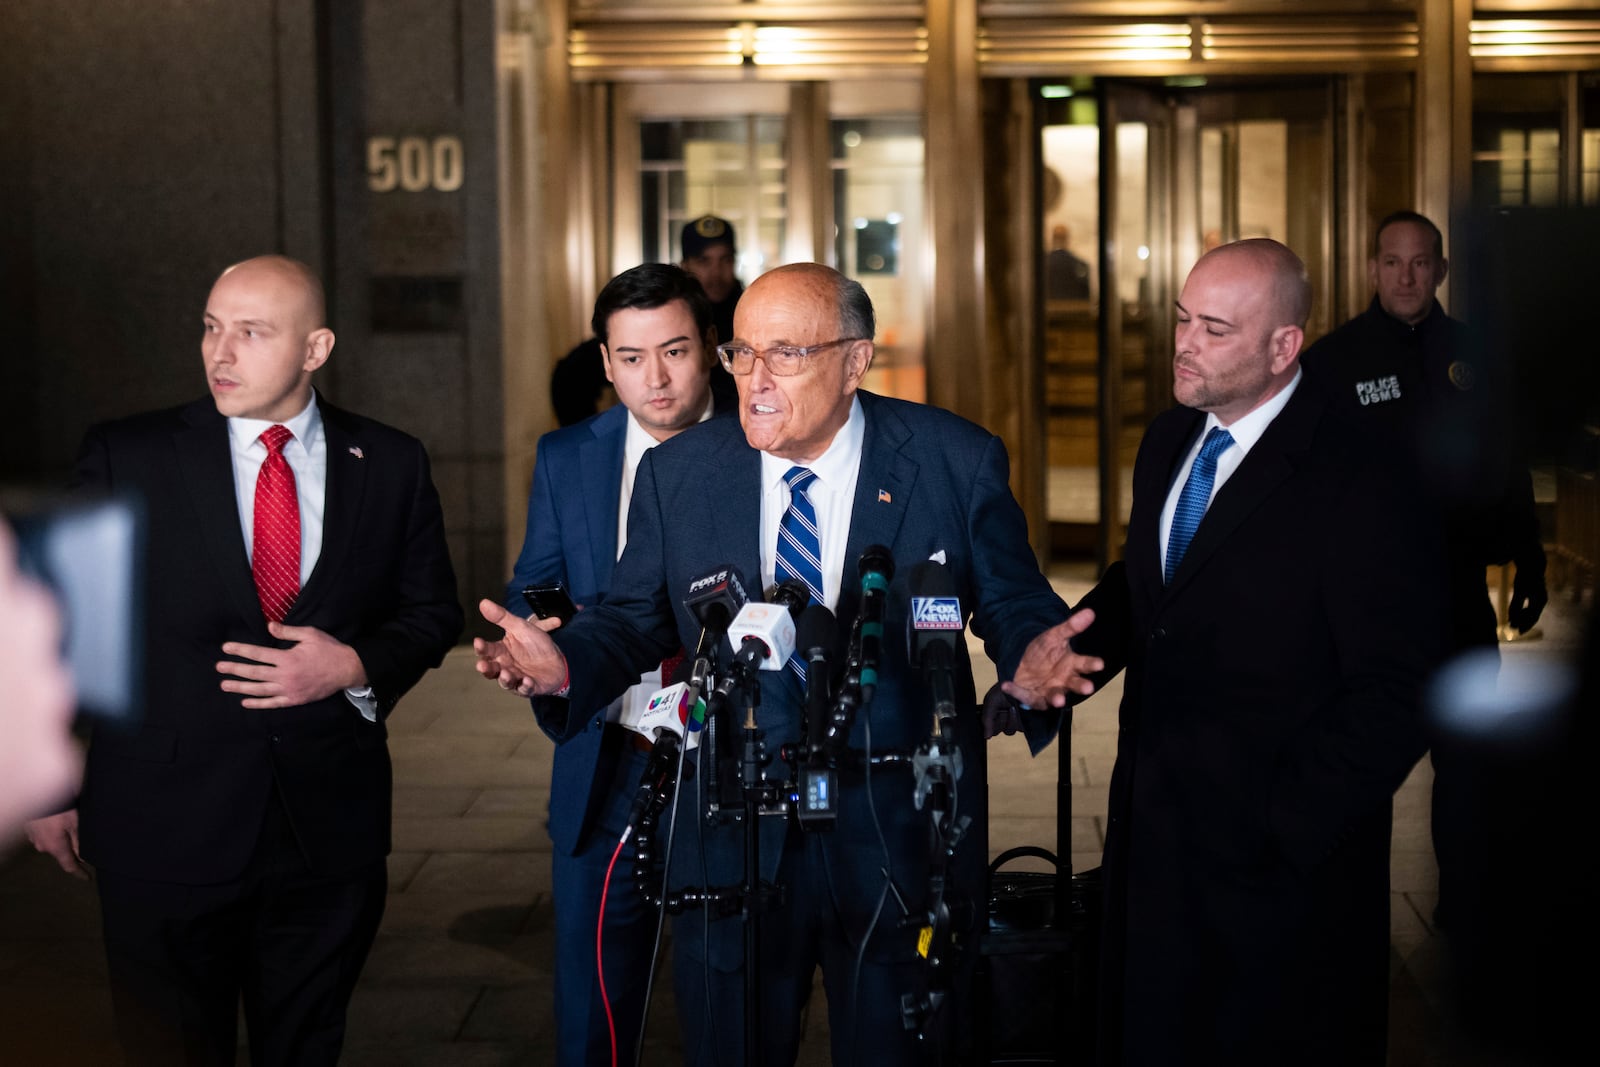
[
  {"xmin": 504, "ymin": 402, "xmax": 631, "ymax": 856},
  {"xmin": 537, "ymin": 391, "xmax": 1068, "ymax": 968}
]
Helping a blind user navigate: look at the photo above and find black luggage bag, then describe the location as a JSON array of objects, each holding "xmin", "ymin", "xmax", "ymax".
[{"xmin": 973, "ymin": 707, "xmax": 1102, "ymax": 1065}]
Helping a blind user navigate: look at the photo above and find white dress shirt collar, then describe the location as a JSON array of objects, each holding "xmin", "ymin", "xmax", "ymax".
[
  {"xmin": 226, "ymin": 392, "xmax": 321, "ymax": 456},
  {"xmin": 758, "ymin": 396, "xmax": 866, "ymax": 609},
  {"xmin": 618, "ymin": 394, "xmax": 716, "ymax": 555},
  {"xmin": 1203, "ymin": 367, "xmax": 1302, "ymax": 455},
  {"xmin": 758, "ymin": 395, "xmax": 866, "ymax": 500}
]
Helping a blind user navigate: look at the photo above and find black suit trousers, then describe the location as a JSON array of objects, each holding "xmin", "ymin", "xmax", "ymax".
[{"xmin": 95, "ymin": 789, "xmax": 387, "ymax": 1067}]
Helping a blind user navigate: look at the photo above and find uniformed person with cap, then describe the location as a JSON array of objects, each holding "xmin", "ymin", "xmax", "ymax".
[
  {"xmin": 1300, "ymin": 208, "xmax": 1547, "ymax": 933},
  {"xmin": 681, "ymin": 214, "xmax": 743, "ymax": 411}
]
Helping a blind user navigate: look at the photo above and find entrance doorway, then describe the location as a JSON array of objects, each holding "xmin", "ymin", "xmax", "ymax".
[{"xmin": 1039, "ymin": 78, "xmax": 1340, "ymax": 564}]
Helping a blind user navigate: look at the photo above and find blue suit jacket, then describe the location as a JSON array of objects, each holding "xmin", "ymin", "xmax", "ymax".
[
  {"xmin": 538, "ymin": 391, "xmax": 1068, "ymax": 968},
  {"xmin": 504, "ymin": 402, "xmax": 630, "ymax": 855}
]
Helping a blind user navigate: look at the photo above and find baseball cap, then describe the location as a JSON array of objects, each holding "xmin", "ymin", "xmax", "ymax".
[{"xmin": 681, "ymin": 215, "xmax": 737, "ymax": 260}]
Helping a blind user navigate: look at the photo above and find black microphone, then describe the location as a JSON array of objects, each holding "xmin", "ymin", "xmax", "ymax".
[
  {"xmin": 624, "ymin": 726, "xmax": 682, "ymax": 837},
  {"xmin": 907, "ymin": 559, "xmax": 963, "ymax": 729},
  {"xmin": 855, "ymin": 544, "xmax": 894, "ymax": 707},
  {"xmin": 683, "ymin": 564, "xmax": 749, "ymax": 659},
  {"xmin": 771, "ymin": 577, "xmax": 811, "ymax": 617},
  {"xmin": 796, "ymin": 604, "xmax": 838, "ymax": 750}
]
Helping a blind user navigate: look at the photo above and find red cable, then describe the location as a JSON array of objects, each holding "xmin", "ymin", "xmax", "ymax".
[{"xmin": 598, "ymin": 833, "xmax": 628, "ymax": 1067}]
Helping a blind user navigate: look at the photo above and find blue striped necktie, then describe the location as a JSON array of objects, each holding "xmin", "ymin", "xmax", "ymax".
[
  {"xmin": 775, "ymin": 466, "xmax": 823, "ymax": 682},
  {"xmin": 1164, "ymin": 427, "xmax": 1234, "ymax": 584}
]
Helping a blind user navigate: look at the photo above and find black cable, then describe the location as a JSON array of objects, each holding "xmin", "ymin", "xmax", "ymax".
[
  {"xmin": 633, "ymin": 726, "xmax": 693, "ymax": 1067},
  {"xmin": 847, "ymin": 712, "xmax": 895, "ymax": 1067},
  {"xmin": 695, "ymin": 741, "xmax": 719, "ymax": 1067}
]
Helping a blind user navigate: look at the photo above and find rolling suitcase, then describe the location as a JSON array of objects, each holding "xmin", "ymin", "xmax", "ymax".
[{"xmin": 974, "ymin": 708, "xmax": 1102, "ymax": 1065}]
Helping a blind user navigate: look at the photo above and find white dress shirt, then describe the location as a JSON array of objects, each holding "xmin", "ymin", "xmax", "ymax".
[{"xmin": 1159, "ymin": 369, "xmax": 1302, "ymax": 568}]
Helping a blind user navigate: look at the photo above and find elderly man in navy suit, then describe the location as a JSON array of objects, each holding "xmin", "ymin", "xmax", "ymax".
[
  {"xmin": 476, "ymin": 262, "xmax": 1097, "ymax": 1066},
  {"xmin": 1016, "ymin": 239, "xmax": 1446, "ymax": 1065},
  {"xmin": 503, "ymin": 263, "xmax": 719, "ymax": 1065},
  {"xmin": 26, "ymin": 255, "xmax": 462, "ymax": 1066}
]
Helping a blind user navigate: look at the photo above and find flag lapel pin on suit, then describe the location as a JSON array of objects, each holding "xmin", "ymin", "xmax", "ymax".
[
  {"xmin": 877, "ymin": 488, "xmax": 891, "ymax": 503},
  {"xmin": 348, "ymin": 446, "xmax": 364, "ymax": 459}
]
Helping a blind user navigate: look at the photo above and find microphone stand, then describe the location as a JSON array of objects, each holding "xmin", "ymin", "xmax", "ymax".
[
  {"xmin": 741, "ymin": 683, "xmax": 762, "ymax": 1064},
  {"xmin": 720, "ymin": 646, "xmax": 780, "ymax": 1067}
]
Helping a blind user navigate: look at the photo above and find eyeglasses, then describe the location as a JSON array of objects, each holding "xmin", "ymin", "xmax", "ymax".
[{"xmin": 716, "ymin": 338, "xmax": 862, "ymax": 377}]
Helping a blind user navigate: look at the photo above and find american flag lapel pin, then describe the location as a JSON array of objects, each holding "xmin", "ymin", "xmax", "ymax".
[
  {"xmin": 348, "ymin": 446, "xmax": 365, "ymax": 459},
  {"xmin": 877, "ymin": 488, "xmax": 891, "ymax": 504}
]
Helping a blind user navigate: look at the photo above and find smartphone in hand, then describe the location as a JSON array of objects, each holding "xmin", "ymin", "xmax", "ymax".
[{"xmin": 521, "ymin": 582, "xmax": 578, "ymax": 625}]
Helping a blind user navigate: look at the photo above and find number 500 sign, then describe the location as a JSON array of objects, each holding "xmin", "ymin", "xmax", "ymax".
[{"xmin": 367, "ymin": 136, "xmax": 465, "ymax": 193}]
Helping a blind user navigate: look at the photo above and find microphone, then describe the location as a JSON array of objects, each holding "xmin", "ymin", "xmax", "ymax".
[
  {"xmin": 855, "ymin": 544, "xmax": 894, "ymax": 706},
  {"xmin": 770, "ymin": 577, "xmax": 812, "ymax": 616},
  {"xmin": 624, "ymin": 727, "xmax": 682, "ymax": 836},
  {"xmin": 905, "ymin": 560, "xmax": 966, "ymax": 815},
  {"xmin": 635, "ymin": 679, "xmax": 700, "ymax": 750},
  {"xmin": 794, "ymin": 603, "xmax": 841, "ymax": 830},
  {"xmin": 796, "ymin": 604, "xmax": 839, "ymax": 750},
  {"xmin": 907, "ymin": 560, "xmax": 963, "ymax": 728},
  {"xmin": 725, "ymin": 580, "xmax": 809, "ymax": 674},
  {"xmin": 683, "ymin": 564, "xmax": 749, "ymax": 658},
  {"xmin": 681, "ymin": 565, "xmax": 747, "ymax": 744}
]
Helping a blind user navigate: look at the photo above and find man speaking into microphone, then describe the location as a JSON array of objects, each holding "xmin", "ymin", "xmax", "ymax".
[{"xmin": 475, "ymin": 263, "xmax": 1096, "ymax": 1067}]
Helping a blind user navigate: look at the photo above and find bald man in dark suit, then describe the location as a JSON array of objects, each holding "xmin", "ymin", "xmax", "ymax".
[
  {"xmin": 1018, "ymin": 240, "xmax": 1446, "ymax": 1065},
  {"xmin": 27, "ymin": 255, "xmax": 462, "ymax": 1066}
]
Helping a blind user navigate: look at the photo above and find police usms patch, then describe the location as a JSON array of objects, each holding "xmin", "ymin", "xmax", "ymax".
[{"xmin": 1447, "ymin": 360, "xmax": 1476, "ymax": 391}]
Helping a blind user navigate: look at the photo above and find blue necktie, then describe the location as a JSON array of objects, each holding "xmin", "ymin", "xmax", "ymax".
[
  {"xmin": 775, "ymin": 466, "xmax": 823, "ymax": 682},
  {"xmin": 1164, "ymin": 427, "xmax": 1234, "ymax": 585}
]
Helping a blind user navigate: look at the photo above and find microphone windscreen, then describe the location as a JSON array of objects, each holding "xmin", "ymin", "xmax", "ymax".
[
  {"xmin": 907, "ymin": 558, "xmax": 959, "ymax": 601},
  {"xmin": 796, "ymin": 603, "xmax": 839, "ymax": 657},
  {"xmin": 773, "ymin": 577, "xmax": 812, "ymax": 614},
  {"xmin": 859, "ymin": 543, "xmax": 895, "ymax": 582}
]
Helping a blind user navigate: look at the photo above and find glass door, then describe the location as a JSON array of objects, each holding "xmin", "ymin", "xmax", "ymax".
[{"xmin": 1039, "ymin": 78, "xmax": 1337, "ymax": 567}]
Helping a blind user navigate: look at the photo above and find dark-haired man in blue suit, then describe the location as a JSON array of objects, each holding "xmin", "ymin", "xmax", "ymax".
[
  {"xmin": 477, "ymin": 263, "xmax": 1095, "ymax": 1066},
  {"xmin": 503, "ymin": 263, "xmax": 720, "ymax": 1065}
]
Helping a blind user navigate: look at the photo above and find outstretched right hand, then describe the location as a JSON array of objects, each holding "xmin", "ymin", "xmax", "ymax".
[
  {"xmin": 25, "ymin": 809, "xmax": 91, "ymax": 880},
  {"xmin": 473, "ymin": 599, "xmax": 571, "ymax": 697},
  {"xmin": 1001, "ymin": 609, "xmax": 1103, "ymax": 709}
]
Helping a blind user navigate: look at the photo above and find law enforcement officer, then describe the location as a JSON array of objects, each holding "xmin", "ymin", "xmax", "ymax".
[{"xmin": 1300, "ymin": 209, "xmax": 1547, "ymax": 931}]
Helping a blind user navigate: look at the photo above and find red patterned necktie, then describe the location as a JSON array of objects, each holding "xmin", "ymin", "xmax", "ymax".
[{"xmin": 253, "ymin": 424, "xmax": 301, "ymax": 622}]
